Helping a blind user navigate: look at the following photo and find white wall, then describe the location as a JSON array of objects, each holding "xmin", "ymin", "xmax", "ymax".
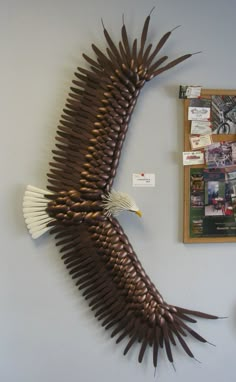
[{"xmin": 1, "ymin": 0, "xmax": 236, "ymax": 381}]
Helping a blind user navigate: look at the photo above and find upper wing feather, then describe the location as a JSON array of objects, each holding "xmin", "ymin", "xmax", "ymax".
[{"xmin": 47, "ymin": 15, "xmax": 194, "ymax": 196}]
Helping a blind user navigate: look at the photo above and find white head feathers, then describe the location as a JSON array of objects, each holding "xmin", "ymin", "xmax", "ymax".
[{"xmin": 102, "ymin": 190, "xmax": 142, "ymax": 217}]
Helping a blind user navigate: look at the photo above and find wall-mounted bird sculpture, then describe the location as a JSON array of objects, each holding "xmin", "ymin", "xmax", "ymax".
[{"xmin": 23, "ymin": 11, "xmax": 218, "ymax": 369}]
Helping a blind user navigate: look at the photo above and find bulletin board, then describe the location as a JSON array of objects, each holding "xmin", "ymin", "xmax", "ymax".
[{"xmin": 183, "ymin": 88, "xmax": 236, "ymax": 243}]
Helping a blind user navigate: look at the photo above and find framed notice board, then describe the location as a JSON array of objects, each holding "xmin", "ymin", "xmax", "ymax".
[{"xmin": 183, "ymin": 88, "xmax": 236, "ymax": 243}]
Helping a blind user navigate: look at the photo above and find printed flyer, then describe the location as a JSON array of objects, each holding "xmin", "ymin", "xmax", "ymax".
[{"xmin": 189, "ymin": 167, "xmax": 236, "ymax": 238}]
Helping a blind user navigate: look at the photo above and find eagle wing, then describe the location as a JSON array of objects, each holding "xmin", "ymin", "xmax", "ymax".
[
  {"xmin": 47, "ymin": 13, "xmax": 193, "ymax": 197},
  {"xmin": 50, "ymin": 217, "xmax": 217, "ymax": 367}
]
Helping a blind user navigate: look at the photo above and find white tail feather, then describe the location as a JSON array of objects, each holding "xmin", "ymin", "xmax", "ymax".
[
  {"xmin": 23, "ymin": 197, "xmax": 48, "ymax": 203},
  {"xmin": 23, "ymin": 185, "xmax": 55, "ymax": 239},
  {"xmin": 26, "ymin": 185, "xmax": 50, "ymax": 194},
  {"xmin": 24, "ymin": 191, "xmax": 47, "ymax": 199},
  {"xmin": 23, "ymin": 206, "xmax": 48, "ymax": 212},
  {"xmin": 30, "ymin": 227, "xmax": 52, "ymax": 240}
]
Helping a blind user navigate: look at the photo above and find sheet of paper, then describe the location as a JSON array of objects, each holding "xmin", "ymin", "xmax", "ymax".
[
  {"xmin": 188, "ymin": 106, "xmax": 211, "ymax": 121},
  {"xmin": 190, "ymin": 134, "xmax": 212, "ymax": 150},
  {"xmin": 132, "ymin": 173, "xmax": 155, "ymax": 187},
  {"xmin": 191, "ymin": 120, "xmax": 212, "ymax": 135},
  {"xmin": 183, "ymin": 151, "xmax": 205, "ymax": 166},
  {"xmin": 188, "ymin": 98, "xmax": 212, "ymax": 121}
]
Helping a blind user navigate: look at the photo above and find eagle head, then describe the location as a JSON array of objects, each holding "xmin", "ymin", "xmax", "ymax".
[{"xmin": 102, "ymin": 190, "xmax": 142, "ymax": 217}]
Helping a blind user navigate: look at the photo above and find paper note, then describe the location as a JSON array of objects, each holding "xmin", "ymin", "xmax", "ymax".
[
  {"xmin": 179, "ymin": 85, "xmax": 202, "ymax": 99},
  {"xmin": 190, "ymin": 134, "xmax": 212, "ymax": 150},
  {"xmin": 186, "ymin": 86, "xmax": 202, "ymax": 98},
  {"xmin": 191, "ymin": 120, "xmax": 212, "ymax": 135},
  {"xmin": 132, "ymin": 173, "xmax": 155, "ymax": 187},
  {"xmin": 188, "ymin": 106, "xmax": 211, "ymax": 121},
  {"xmin": 183, "ymin": 151, "xmax": 205, "ymax": 166}
]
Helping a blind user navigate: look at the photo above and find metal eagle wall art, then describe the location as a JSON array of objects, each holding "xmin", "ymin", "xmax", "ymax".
[{"xmin": 23, "ymin": 12, "xmax": 219, "ymax": 370}]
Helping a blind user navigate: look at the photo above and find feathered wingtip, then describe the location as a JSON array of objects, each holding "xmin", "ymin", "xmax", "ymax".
[
  {"xmin": 96, "ymin": 8, "xmax": 199, "ymax": 82},
  {"xmin": 120, "ymin": 304, "xmax": 219, "ymax": 368},
  {"xmin": 23, "ymin": 185, "xmax": 55, "ymax": 239}
]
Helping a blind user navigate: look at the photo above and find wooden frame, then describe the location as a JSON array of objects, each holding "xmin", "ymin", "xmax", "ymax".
[{"xmin": 183, "ymin": 89, "xmax": 236, "ymax": 243}]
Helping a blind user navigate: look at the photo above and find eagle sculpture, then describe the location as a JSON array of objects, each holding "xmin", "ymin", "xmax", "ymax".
[{"xmin": 23, "ymin": 12, "xmax": 218, "ymax": 369}]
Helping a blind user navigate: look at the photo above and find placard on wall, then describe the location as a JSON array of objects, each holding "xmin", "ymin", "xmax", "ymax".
[{"xmin": 183, "ymin": 89, "xmax": 236, "ymax": 243}]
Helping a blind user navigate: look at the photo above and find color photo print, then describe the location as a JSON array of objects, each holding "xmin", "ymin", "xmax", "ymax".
[
  {"xmin": 190, "ymin": 167, "xmax": 236, "ymax": 238},
  {"xmin": 205, "ymin": 141, "xmax": 236, "ymax": 168},
  {"xmin": 211, "ymin": 95, "xmax": 236, "ymax": 134}
]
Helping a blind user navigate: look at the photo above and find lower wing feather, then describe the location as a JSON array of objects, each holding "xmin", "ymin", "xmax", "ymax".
[{"xmin": 50, "ymin": 216, "xmax": 218, "ymax": 367}]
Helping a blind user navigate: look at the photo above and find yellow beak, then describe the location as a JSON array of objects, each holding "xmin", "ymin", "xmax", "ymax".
[{"xmin": 135, "ymin": 210, "xmax": 142, "ymax": 218}]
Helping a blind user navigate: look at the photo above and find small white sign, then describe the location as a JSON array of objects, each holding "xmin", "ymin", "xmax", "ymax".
[
  {"xmin": 132, "ymin": 173, "xmax": 155, "ymax": 187},
  {"xmin": 183, "ymin": 151, "xmax": 205, "ymax": 166}
]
